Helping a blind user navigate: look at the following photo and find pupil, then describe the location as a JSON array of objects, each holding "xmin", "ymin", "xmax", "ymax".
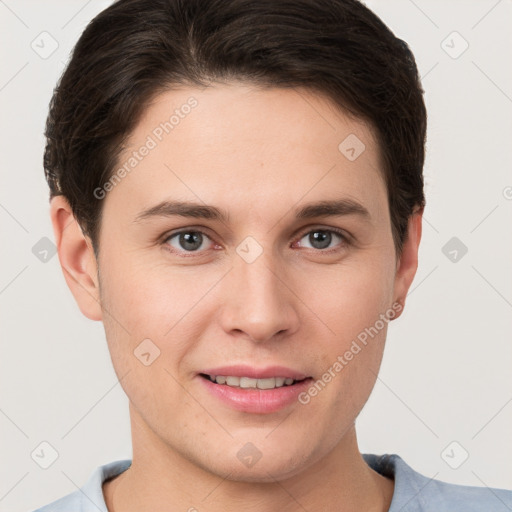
[
  {"xmin": 310, "ymin": 231, "xmax": 331, "ymax": 249},
  {"xmin": 180, "ymin": 232, "xmax": 202, "ymax": 251}
]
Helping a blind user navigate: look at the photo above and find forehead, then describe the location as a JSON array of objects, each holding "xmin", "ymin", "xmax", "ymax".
[{"xmin": 105, "ymin": 83, "xmax": 388, "ymax": 226}]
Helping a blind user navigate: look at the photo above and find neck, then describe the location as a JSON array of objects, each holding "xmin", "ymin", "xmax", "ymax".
[{"xmin": 104, "ymin": 405, "xmax": 394, "ymax": 512}]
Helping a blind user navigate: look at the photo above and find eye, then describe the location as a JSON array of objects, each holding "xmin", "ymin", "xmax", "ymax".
[
  {"xmin": 162, "ymin": 227, "xmax": 350, "ymax": 257},
  {"xmin": 164, "ymin": 230, "xmax": 215, "ymax": 253},
  {"xmin": 295, "ymin": 228, "xmax": 349, "ymax": 252}
]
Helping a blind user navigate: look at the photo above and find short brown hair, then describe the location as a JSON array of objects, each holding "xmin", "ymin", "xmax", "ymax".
[{"xmin": 44, "ymin": 0, "xmax": 426, "ymax": 255}]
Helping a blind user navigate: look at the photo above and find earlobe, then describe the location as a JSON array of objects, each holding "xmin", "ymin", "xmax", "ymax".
[
  {"xmin": 392, "ymin": 208, "xmax": 423, "ymax": 318},
  {"xmin": 50, "ymin": 196, "xmax": 103, "ymax": 321}
]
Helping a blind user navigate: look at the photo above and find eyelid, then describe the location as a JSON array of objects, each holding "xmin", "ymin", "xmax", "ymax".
[{"xmin": 295, "ymin": 224, "xmax": 349, "ymax": 239}]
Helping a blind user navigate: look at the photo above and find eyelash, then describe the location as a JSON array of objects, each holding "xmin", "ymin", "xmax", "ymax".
[{"xmin": 162, "ymin": 226, "xmax": 351, "ymax": 257}]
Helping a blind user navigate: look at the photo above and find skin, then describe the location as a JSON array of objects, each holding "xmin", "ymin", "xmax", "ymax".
[{"xmin": 51, "ymin": 83, "xmax": 422, "ymax": 512}]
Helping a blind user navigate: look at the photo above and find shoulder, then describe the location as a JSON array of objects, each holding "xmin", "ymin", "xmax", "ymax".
[
  {"xmin": 421, "ymin": 476, "xmax": 512, "ymax": 511},
  {"xmin": 363, "ymin": 453, "xmax": 512, "ymax": 512},
  {"xmin": 30, "ymin": 459, "xmax": 132, "ymax": 512},
  {"xmin": 30, "ymin": 490, "xmax": 82, "ymax": 512}
]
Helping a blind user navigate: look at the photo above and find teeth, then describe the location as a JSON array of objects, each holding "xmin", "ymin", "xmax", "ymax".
[
  {"xmin": 256, "ymin": 378, "xmax": 276, "ymax": 390},
  {"xmin": 209, "ymin": 375, "xmax": 298, "ymax": 389},
  {"xmin": 226, "ymin": 376, "xmax": 240, "ymax": 386},
  {"xmin": 240, "ymin": 377, "xmax": 258, "ymax": 388}
]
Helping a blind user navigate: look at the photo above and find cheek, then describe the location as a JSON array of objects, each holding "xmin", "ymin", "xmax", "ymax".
[
  {"xmin": 97, "ymin": 261, "xmax": 201, "ymax": 423},
  {"xmin": 100, "ymin": 256, "xmax": 214, "ymax": 334},
  {"xmin": 297, "ymin": 254, "xmax": 395, "ymax": 345},
  {"xmin": 293, "ymin": 255, "xmax": 394, "ymax": 402},
  {"xmin": 98, "ymin": 258, "xmax": 226, "ymax": 377}
]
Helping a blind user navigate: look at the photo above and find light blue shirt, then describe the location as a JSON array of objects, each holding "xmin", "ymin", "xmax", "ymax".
[{"xmin": 32, "ymin": 453, "xmax": 512, "ymax": 511}]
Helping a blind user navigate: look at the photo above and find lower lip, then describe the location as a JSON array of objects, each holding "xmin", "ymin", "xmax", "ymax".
[{"xmin": 198, "ymin": 376, "xmax": 313, "ymax": 414}]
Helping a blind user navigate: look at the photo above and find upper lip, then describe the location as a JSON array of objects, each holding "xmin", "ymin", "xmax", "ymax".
[{"xmin": 200, "ymin": 365, "xmax": 309, "ymax": 380}]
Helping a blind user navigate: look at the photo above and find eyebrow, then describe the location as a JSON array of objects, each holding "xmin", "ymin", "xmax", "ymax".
[
  {"xmin": 134, "ymin": 198, "xmax": 371, "ymax": 224},
  {"xmin": 295, "ymin": 199, "xmax": 371, "ymax": 222},
  {"xmin": 134, "ymin": 201, "xmax": 230, "ymax": 223}
]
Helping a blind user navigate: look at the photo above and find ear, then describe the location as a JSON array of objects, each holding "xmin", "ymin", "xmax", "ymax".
[
  {"xmin": 392, "ymin": 207, "xmax": 423, "ymax": 319},
  {"xmin": 50, "ymin": 196, "xmax": 103, "ymax": 321}
]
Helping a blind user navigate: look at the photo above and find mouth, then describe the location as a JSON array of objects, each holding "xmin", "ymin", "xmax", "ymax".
[
  {"xmin": 197, "ymin": 366, "xmax": 314, "ymax": 414},
  {"xmin": 199, "ymin": 373, "xmax": 310, "ymax": 390}
]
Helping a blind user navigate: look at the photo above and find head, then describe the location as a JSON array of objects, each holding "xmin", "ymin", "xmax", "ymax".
[{"xmin": 46, "ymin": 0, "xmax": 425, "ymax": 481}]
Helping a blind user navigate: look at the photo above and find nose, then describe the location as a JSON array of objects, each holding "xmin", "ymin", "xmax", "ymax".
[{"xmin": 218, "ymin": 250, "xmax": 300, "ymax": 344}]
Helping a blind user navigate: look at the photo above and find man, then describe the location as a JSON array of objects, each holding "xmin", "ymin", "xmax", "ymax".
[{"xmin": 34, "ymin": 0, "xmax": 512, "ymax": 510}]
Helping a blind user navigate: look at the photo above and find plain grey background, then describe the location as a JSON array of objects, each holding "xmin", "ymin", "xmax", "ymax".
[{"xmin": 1, "ymin": 1, "xmax": 511, "ymax": 511}]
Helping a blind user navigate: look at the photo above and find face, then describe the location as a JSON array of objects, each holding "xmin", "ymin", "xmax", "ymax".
[{"xmin": 58, "ymin": 83, "xmax": 420, "ymax": 482}]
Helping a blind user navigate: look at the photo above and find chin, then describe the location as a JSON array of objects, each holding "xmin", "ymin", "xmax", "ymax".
[
  {"xmin": 220, "ymin": 461, "xmax": 305, "ymax": 484},
  {"xmin": 195, "ymin": 443, "xmax": 314, "ymax": 484}
]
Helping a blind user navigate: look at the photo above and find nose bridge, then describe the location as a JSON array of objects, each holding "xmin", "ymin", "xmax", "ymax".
[{"xmin": 219, "ymin": 241, "xmax": 299, "ymax": 342}]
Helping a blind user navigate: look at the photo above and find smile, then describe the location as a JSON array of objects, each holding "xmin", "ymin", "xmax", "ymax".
[
  {"xmin": 198, "ymin": 366, "xmax": 314, "ymax": 413},
  {"xmin": 201, "ymin": 374, "xmax": 305, "ymax": 389}
]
